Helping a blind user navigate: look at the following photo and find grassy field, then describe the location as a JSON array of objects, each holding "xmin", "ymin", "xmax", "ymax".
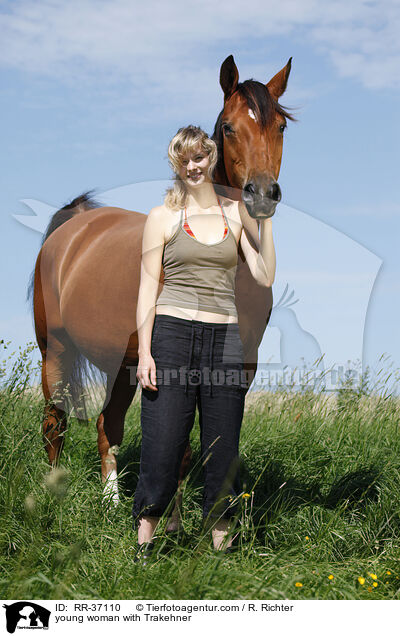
[{"xmin": 1, "ymin": 343, "xmax": 400, "ymax": 600}]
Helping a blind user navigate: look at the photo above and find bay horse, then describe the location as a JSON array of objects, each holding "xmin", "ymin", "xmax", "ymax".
[{"xmin": 30, "ymin": 55, "xmax": 294, "ymax": 512}]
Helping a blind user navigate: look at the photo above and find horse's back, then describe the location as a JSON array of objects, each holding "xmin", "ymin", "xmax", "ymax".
[{"xmin": 41, "ymin": 206, "xmax": 145, "ymax": 257}]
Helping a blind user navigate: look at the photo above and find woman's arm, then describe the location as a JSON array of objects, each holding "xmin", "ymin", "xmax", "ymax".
[
  {"xmin": 136, "ymin": 206, "xmax": 166, "ymax": 390},
  {"xmin": 238, "ymin": 201, "xmax": 276, "ymax": 287}
]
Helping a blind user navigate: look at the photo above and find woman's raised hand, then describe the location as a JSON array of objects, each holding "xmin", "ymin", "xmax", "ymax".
[{"xmin": 136, "ymin": 353, "xmax": 158, "ymax": 391}]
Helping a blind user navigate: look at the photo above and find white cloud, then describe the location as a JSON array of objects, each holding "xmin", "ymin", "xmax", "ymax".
[
  {"xmin": 311, "ymin": 1, "xmax": 400, "ymax": 89},
  {"xmin": 0, "ymin": 0, "xmax": 399, "ymax": 95}
]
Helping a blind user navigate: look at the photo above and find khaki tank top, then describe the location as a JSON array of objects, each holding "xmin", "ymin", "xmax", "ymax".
[{"xmin": 155, "ymin": 201, "xmax": 239, "ymax": 317}]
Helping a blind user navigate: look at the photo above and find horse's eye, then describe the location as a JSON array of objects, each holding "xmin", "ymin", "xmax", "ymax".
[
  {"xmin": 222, "ymin": 123, "xmax": 234, "ymax": 136},
  {"xmin": 279, "ymin": 124, "xmax": 287, "ymax": 134}
]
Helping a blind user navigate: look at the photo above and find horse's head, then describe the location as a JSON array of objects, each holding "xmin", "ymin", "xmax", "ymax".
[{"xmin": 213, "ymin": 55, "xmax": 295, "ymax": 218}]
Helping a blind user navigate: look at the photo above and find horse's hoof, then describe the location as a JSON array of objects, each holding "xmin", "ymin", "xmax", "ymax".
[{"xmin": 102, "ymin": 491, "xmax": 120, "ymax": 507}]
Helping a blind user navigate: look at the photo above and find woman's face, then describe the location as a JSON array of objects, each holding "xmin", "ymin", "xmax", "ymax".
[{"xmin": 177, "ymin": 145, "xmax": 211, "ymax": 188}]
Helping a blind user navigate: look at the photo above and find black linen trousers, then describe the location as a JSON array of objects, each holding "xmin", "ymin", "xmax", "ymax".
[{"xmin": 132, "ymin": 314, "xmax": 247, "ymax": 525}]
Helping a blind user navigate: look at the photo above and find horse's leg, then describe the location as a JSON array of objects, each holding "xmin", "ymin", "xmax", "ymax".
[
  {"xmin": 41, "ymin": 335, "xmax": 77, "ymax": 465},
  {"xmin": 243, "ymin": 345, "xmax": 259, "ymax": 393},
  {"xmin": 97, "ymin": 367, "xmax": 193, "ymax": 521},
  {"xmin": 96, "ymin": 367, "xmax": 137, "ymax": 506}
]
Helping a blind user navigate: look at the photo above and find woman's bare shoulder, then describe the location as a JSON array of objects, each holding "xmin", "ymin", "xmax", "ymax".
[
  {"xmin": 147, "ymin": 203, "xmax": 169, "ymax": 219},
  {"xmin": 146, "ymin": 204, "xmax": 181, "ymax": 242},
  {"xmin": 149, "ymin": 203, "xmax": 181, "ymax": 217},
  {"xmin": 219, "ymin": 195, "xmax": 242, "ymax": 224},
  {"xmin": 146, "ymin": 204, "xmax": 177, "ymax": 227}
]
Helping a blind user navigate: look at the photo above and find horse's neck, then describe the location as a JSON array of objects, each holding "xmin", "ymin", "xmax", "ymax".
[{"xmin": 213, "ymin": 163, "xmax": 242, "ymax": 201}]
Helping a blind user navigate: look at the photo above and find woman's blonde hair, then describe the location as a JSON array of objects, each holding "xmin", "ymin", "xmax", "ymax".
[{"xmin": 164, "ymin": 125, "xmax": 218, "ymax": 210}]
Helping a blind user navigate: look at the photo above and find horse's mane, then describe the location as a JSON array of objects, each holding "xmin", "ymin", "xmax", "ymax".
[
  {"xmin": 212, "ymin": 110, "xmax": 229, "ymax": 184},
  {"xmin": 238, "ymin": 79, "xmax": 296, "ymax": 127}
]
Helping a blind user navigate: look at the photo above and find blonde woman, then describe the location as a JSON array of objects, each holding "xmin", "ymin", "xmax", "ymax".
[{"xmin": 133, "ymin": 125, "xmax": 275, "ymax": 560}]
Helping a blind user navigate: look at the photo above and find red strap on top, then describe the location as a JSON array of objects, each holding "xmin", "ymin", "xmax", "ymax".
[{"xmin": 183, "ymin": 199, "xmax": 228, "ymax": 240}]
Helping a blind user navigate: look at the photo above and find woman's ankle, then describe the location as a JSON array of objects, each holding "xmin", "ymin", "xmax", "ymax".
[
  {"xmin": 211, "ymin": 519, "xmax": 232, "ymax": 550},
  {"xmin": 138, "ymin": 515, "xmax": 160, "ymax": 544}
]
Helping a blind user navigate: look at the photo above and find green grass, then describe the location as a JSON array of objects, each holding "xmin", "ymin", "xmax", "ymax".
[{"xmin": 1, "ymin": 343, "xmax": 400, "ymax": 600}]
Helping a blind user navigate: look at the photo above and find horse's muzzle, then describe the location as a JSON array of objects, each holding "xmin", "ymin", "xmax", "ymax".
[{"xmin": 242, "ymin": 178, "xmax": 281, "ymax": 218}]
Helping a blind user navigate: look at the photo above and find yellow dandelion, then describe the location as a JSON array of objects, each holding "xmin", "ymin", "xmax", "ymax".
[
  {"xmin": 295, "ymin": 582, "xmax": 303, "ymax": 588},
  {"xmin": 242, "ymin": 493, "xmax": 251, "ymax": 499},
  {"xmin": 328, "ymin": 574, "xmax": 334, "ymax": 580},
  {"xmin": 305, "ymin": 536, "xmax": 310, "ymax": 541},
  {"xmin": 373, "ymin": 582, "xmax": 378, "ymax": 588},
  {"xmin": 368, "ymin": 573, "xmax": 377, "ymax": 580},
  {"xmin": 358, "ymin": 577, "xmax": 365, "ymax": 585},
  {"xmin": 386, "ymin": 570, "xmax": 392, "ymax": 575}
]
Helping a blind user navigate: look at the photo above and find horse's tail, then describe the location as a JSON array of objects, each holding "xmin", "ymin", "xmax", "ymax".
[
  {"xmin": 41, "ymin": 190, "xmax": 100, "ymax": 247},
  {"xmin": 67, "ymin": 352, "xmax": 107, "ymax": 423}
]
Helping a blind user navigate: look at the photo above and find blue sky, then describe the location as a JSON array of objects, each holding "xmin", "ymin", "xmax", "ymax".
[{"xmin": 1, "ymin": 0, "xmax": 399, "ymax": 394}]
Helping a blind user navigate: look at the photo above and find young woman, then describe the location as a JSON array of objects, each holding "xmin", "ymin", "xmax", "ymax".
[{"xmin": 133, "ymin": 125, "xmax": 276, "ymax": 558}]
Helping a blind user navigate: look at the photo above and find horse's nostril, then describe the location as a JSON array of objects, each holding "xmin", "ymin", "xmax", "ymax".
[
  {"xmin": 244, "ymin": 182, "xmax": 255, "ymax": 195},
  {"xmin": 268, "ymin": 182, "xmax": 282, "ymax": 202}
]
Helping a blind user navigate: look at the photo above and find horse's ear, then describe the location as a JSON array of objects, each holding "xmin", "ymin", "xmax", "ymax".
[
  {"xmin": 266, "ymin": 57, "xmax": 292, "ymax": 101},
  {"xmin": 220, "ymin": 55, "xmax": 239, "ymax": 100}
]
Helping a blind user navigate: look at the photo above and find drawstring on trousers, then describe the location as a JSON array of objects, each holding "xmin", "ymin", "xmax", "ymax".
[
  {"xmin": 184, "ymin": 323, "xmax": 216, "ymax": 397},
  {"xmin": 207, "ymin": 326, "xmax": 215, "ymax": 397},
  {"xmin": 185, "ymin": 326, "xmax": 195, "ymax": 396}
]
